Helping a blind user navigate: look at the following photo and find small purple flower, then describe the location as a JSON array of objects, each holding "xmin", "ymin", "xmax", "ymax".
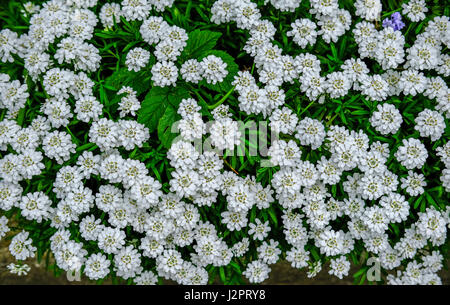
[{"xmin": 383, "ymin": 12, "xmax": 405, "ymax": 31}]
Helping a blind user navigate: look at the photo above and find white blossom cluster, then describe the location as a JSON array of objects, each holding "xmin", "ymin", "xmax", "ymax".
[
  {"xmin": 123, "ymin": 15, "xmax": 230, "ymax": 87},
  {"xmin": 0, "ymin": 0, "xmax": 449, "ymax": 287}
]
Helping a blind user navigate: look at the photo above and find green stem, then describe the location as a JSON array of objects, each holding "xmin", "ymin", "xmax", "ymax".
[
  {"xmin": 299, "ymin": 100, "xmax": 315, "ymax": 116},
  {"xmin": 207, "ymin": 86, "xmax": 235, "ymax": 110},
  {"xmin": 326, "ymin": 112, "xmax": 339, "ymax": 127}
]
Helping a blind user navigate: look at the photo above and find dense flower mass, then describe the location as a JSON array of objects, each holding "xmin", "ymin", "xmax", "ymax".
[{"xmin": 0, "ymin": 0, "xmax": 448, "ymax": 286}]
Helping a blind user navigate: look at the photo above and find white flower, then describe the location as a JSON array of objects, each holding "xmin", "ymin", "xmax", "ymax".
[
  {"xmin": 121, "ymin": 0, "xmax": 150, "ymax": 21},
  {"xmin": 285, "ymin": 246, "xmax": 309, "ymax": 269},
  {"xmin": 248, "ymin": 218, "xmax": 271, "ymax": 241},
  {"xmin": 369, "ymin": 103, "xmax": 402, "ymax": 135},
  {"xmin": 406, "ymin": 42, "xmax": 440, "ymax": 70},
  {"xmin": 170, "ymin": 169, "xmax": 199, "ymax": 198},
  {"xmin": 114, "ymin": 245, "xmax": 143, "ymax": 279},
  {"xmin": 54, "ymin": 240, "xmax": 87, "ymax": 272},
  {"xmin": 257, "ymin": 239, "xmax": 281, "ymax": 264},
  {"xmin": 329, "ymin": 256, "xmax": 350, "ymax": 279},
  {"xmin": 156, "ymin": 249, "xmax": 183, "ymax": 275},
  {"xmin": 74, "ymin": 95, "xmax": 103, "ymax": 123},
  {"xmin": 118, "ymin": 120, "xmax": 150, "ymax": 150},
  {"xmin": 402, "ymin": 0, "xmax": 428, "ymax": 22},
  {"xmin": 363, "ymin": 232, "xmax": 389, "ymax": 254},
  {"xmin": 97, "ymin": 227, "xmax": 126, "ymax": 254},
  {"xmin": 268, "ymin": 140, "xmax": 301, "ymax": 167},
  {"xmin": 10, "ymin": 128, "xmax": 39, "ymax": 154},
  {"xmin": 134, "ymin": 271, "xmax": 158, "ymax": 285},
  {"xmin": 400, "ymin": 69, "xmax": 428, "ymax": 96},
  {"xmin": 318, "ymin": 230, "xmax": 343, "ymax": 256},
  {"xmin": 130, "ymin": 177, "xmax": 163, "ymax": 209},
  {"xmin": 99, "ymin": 3, "xmax": 121, "ymax": 29},
  {"xmin": 140, "ymin": 235, "xmax": 165, "ymax": 258},
  {"xmin": 0, "ymin": 29, "xmax": 18, "ymax": 63},
  {"xmin": 70, "ymin": 72, "xmax": 94, "ymax": 99},
  {"xmin": 0, "ymin": 216, "xmax": 10, "ymax": 240},
  {"xmin": 326, "ymin": 71, "xmax": 351, "ymax": 98},
  {"xmin": 243, "ymin": 260, "xmax": 270, "ymax": 283},
  {"xmin": 1, "ymin": 80, "xmax": 29, "ymax": 112},
  {"xmin": 395, "ymin": 138, "xmax": 428, "ymax": 169},
  {"xmin": 84, "ymin": 253, "xmax": 110, "ymax": 280},
  {"xmin": 151, "ymin": 61, "xmax": 178, "ymax": 87},
  {"xmin": 9, "ymin": 231, "xmax": 36, "ymax": 261},
  {"xmin": 287, "ymin": 19, "xmax": 317, "ymax": 48},
  {"xmin": 19, "ymin": 192, "xmax": 53, "ymax": 223},
  {"xmin": 361, "ymin": 206, "xmax": 390, "ymax": 234},
  {"xmin": 200, "ymin": 55, "xmax": 228, "ymax": 85},
  {"xmin": 238, "ymin": 85, "xmax": 269, "ymax": 116},
  {"xmin": 441, "ymin": 168, "xmax": 450, "ymax": 192},
  {"xmin": 380, "ymin": 193, "xmax": 409, "ymax": 223},
  {"xmin": 400, "ymin": 170, "xmax": 426, "ymax": 196},
  {"xmin": 424, "ymin": 77, "xmax": 447, "ymax": 99},
  {"xmin": 221, "ymin": 209, "xmax": 248, "ymax": 231},
  {"xmin": 358, "ymin": 151, "xmax": 387, "ymax": 175},
  {"xmin": 341, "ymin": 58, "xmax": 369, "ymax": 83},
  {"xmin": 357, "ymin": 174, "xmax": 385, "ymax": 201},
  {"xmin": 211, "ymin": 0, "xmax": 235, "ymax": 24},
  {"xmin": 24, "ymin": 50, "xmax": 50, "ymax": 80},
  {"xmin": 269, "ymin": 107, "xmax": 298, "ymax": 135},
  {"xmin": 360, "ymin": 75, "xmax": 389, "ymax": 101},
  {"xmin": 126, "ymin": 47, "xmax": 150, "ymax": 72},
  {"xmin": 331, "ymin": 141, "xmax": 359, "ymax": 171},
  {"xmin": 299, "ymin": 71, "xmax": 326, "ymax": 101},
  {"xmin": 309, "ymin": 0, "xmax": 338, "ymax": 16},
  {"xmin": 209, "ymin": 118, "xmax": 241, "ymax": 151},
  {"xmin": 163, "ymin": 25, "xmax": 188, "ymax": 49},
  {"xmin": 89, "ymin": 118, "xmax": 119, "ymax": 151},
  {"xmin": 43, "ymin": 68, "xmax": 74, "ymax": 99},
  {"xmin": 316, "ymin": 156, "xmax": 343, "ymax": 185},
  {"xmin": 118, "ymin": 88, "xmax": 140, "ymax": 118},
  {"xmin": 180, "ymin": 59, "xmax": 203, "ymax": 83},
  {"xmin": 416, "ymin": 208, "xmax": 447, "ymax": 240},
  {"xmin": 234, "ymin": 1, "xmax": 261, "ymax": 30},
  {"xmin": 354, "ymin": 0, "xmax": 382, "ymax": 21},
  {"xmin": 7, "ymin": 263, "xmax": 31, "ymax": 276},
  {"xmin": 436, "ymin": 54, "xmax": 450, "ymax": 77},
  {"xmin": 42, "ymin": 131, "xmax": 76, "ymax": 164},
  {"xmin": 178, "ymin": 113, "xmax": 205, "ymax": 141},
  {"xmin": 414, "ymin": 109, "xmax": 445, "ymax": 141},
  {"xmin": 307, "ymin": 261, "xmax": 322, "ymax": 278},
  {"xmin": 317, "ymin": 14, "xmax": 346, "ymax": 44},
  {"xmin": 140, "ymin": 16, "xmax": 169, "ymax": 45},
  {"xmin": 437, "ymin": 142, "xmax": 450, "ymax": 167},
  {"xmin": 155, "ymin": 40, "xmax": 181, "ymax": 62},
  {"xmin": 79, "ymin": 215, "xmax": 104, "ymax": 241},
  {"xmin": 250, "ymin": 19, "xmax": 276, "ymax": 39}
]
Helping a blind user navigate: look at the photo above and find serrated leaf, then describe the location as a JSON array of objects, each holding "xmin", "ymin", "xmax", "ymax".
[
  {"xmin": 198, "ymin": 50, "xmax": 239, "ymax": 93},
  {"xmin": 181, "ymin": 29, "xmax": 222, "ymax": 59},
  {"xmin": 158, "ymin": 105, "xmax": 180, "ymax": 149},
  {"xmin": 138, "ymin": 86, "xmax": 190, "ymax": 133}
]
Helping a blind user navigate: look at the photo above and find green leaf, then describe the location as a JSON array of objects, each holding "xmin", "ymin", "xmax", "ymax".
[
  {"xmin": 268, "ymin": 206, "xmax": 278, "ymax": 227},
  {"xmin": 198, "ymin": 50, "xmax": 239, "ymax": 93},
  {"xmin": 158, "ymin": 105, "xmax": 180, "ymax": 149},
  {"xmin": 138, "ymin": 86, "xmax": 190, "ymax": 133},
  {"xmin": 181, "ymin": 29, "xmax": 222, "ymax": 59},
  {"xmin": 219, "ymin": 267, "xmax": 226, "ymax": 283},
  {"xmin": 104, "ymin": 68, "xmax": 151, "ymax": 95}
]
